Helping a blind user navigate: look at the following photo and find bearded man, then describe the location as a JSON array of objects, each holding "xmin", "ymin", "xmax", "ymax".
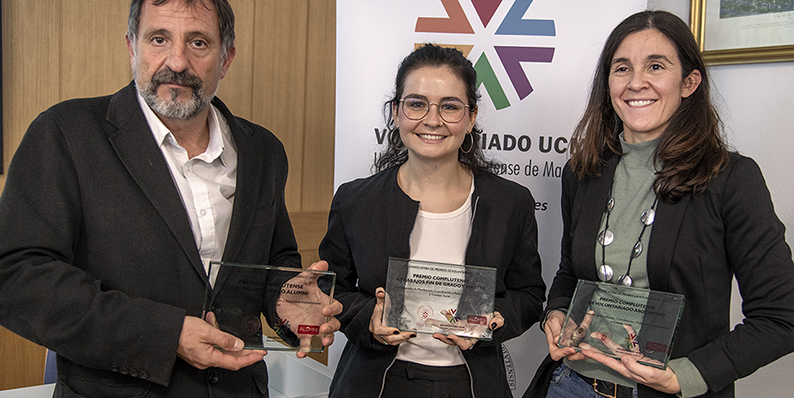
[{"xmin": 0, "ymin": 1, "xmax": 340, "ymax": 397}]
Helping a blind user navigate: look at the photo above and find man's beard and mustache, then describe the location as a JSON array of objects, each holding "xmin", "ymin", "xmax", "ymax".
[{"xmin": 138, "ymin": 68, "xmax": 214, "ymax": 120}]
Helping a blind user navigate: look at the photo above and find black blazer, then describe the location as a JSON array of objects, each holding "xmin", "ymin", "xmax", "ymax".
[
  {"xmin": 0, "ymin": 83, "xmax": 300, "ymax": 398},
  {"xmin": 544, "ymin": 153, "xmax": 794, "ymax": 397},
  {"xmin": 321, "ymin": 167, "xmax": 546, "ymax": 398}
]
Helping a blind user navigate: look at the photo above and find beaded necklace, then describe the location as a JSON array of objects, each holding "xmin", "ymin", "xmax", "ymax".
[{"xmin": 597, "ymin": 194, "xmax": 658, "ymax": 286}]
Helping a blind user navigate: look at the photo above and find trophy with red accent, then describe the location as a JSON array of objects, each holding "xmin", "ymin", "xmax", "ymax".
[
  {"xmin": 204, "ymin": 261, "xmax": 335, "ymax": 353},
  {"xmin": 383, "ymin": 258, "xmax": 497, "ymax": 340},
  {"xmin": 558, "ymin": 280, "xmax": 685, "ymax": 369}
]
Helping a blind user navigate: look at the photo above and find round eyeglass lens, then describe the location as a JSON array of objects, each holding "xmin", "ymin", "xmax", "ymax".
[{"xmin": 400, "ymin": 97, "xmax": 467, "ymax": 123}]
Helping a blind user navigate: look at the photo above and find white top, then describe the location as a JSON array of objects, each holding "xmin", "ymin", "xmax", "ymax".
[
  {"xmin": 137, "ymin": 93, "xmax": 238, "ymax": 287},
  {"xmin": 395, "ymin": 182, "xmax": 475, "ymax": 366}
]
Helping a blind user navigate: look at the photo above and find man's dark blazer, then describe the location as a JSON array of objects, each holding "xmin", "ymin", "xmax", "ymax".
[
  {"xmin": 0, "ymin": 82, "xmax": 301, "ymax": 397},
  {"xmin": 537, "ymin": 153, "xmax": 794, "ymax": 398}
]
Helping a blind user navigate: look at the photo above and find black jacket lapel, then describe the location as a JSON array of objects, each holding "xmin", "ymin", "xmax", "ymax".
[
  {"xmin": 572, "ymin": 156, "xmax": 619, "ymax": 282},
  {"xmin": 105, "ymin": 82, "xmax": 206, "ymax": 285},
  {"xmin": 215, "ymin": 97, "xmax": 259, "ymax": 263},
  {"xmin": 213, "ymin": 98, "xmax": 260, "ymax": 289},
  {"xmin": 647, "ymin": 194, "xmax": 690, "ymax": 292}
]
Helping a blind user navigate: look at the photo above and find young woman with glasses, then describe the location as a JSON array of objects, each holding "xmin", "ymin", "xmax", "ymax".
[{"xmin": 320, "ymin": 44, "xmax": 546, "ymax": 398}]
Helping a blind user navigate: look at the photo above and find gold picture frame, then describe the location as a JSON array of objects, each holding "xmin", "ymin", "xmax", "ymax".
[{"xmin": 690, "ymin": 0, "xmax": 794, "ymax": 65}]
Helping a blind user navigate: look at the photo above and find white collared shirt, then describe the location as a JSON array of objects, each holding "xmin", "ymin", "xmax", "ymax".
[{"xmin": 137, "ymin": 93, "xmax": 238, "ymax": 287}]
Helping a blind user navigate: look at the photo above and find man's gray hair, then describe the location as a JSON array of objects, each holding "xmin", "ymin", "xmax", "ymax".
[{"xmin": 127, "ymin": 0, "xmax": 235, "ymax": 57}]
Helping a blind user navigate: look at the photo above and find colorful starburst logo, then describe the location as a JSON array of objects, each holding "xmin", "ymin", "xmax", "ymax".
[
  {"xmin": 441, "ymin": 308, "xmax": 461, "ymax": 323},
  {"xmin": 415, "ymin": 0, "xmax": 556, "ymax": 110},
  {"xmin": 624, "ymin": 331, "xmax": 639, "ymax": 350}
]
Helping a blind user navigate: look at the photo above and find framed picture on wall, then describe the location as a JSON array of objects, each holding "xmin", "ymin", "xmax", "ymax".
[{"xmin": 690, "ymin": 0, "xmax": 794, "ymax": 65}]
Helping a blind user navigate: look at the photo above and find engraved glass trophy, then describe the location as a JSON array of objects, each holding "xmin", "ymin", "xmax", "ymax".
[
  {"xmin": 383, "ymin": 258, "xmax": 497, "ymax": 340},
  {"xmin": 558, "ymin": 280, "xmax": 685, "ymax": 369},
  {"xmin": 204, "ymin": 261, "xmax": 336, "ymax": 352}
]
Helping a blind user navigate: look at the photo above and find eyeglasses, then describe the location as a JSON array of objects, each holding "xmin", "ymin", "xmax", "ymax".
[{"xmin": 398, "ymin": 96, "xmax": 470, "ymax": 123}]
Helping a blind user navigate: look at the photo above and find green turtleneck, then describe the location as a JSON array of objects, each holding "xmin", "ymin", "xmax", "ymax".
[{"xmin": 596, "ymin": 133, "xmax": 658, "ymax": 289}]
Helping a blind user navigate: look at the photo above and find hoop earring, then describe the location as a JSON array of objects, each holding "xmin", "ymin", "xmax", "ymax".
[
  {"xmin": 460, "ymin": 132, "xmax": 473, "ymax": 154},
  {"xmin": 389, "ymin": 129, "xmax": 404, "ymax": 149}
]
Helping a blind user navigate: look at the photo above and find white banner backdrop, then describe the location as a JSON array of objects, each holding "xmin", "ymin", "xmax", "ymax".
[{"xmin": 332, "ymin": 1, "xmax": 647, "ymax": 395}]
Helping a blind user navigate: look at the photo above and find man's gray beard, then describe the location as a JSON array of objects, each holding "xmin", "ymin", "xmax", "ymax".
[
  {"xmin": 136, "ymin": 68, "xmax": 214, "ymax": 120},
  {"xmin": 139, "ymin": 83, "xmax": 213, "ymax": 120}
]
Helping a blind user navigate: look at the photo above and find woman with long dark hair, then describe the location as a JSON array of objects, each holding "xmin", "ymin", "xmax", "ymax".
[
  {"xmin": 527, "ymin": 10, "xmax": 794, "ymax": 398},
  {"xmin": 322, "ymin": 44, "xmax": 545, "ymax": 398}
]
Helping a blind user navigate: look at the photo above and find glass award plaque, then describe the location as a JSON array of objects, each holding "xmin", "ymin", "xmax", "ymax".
[
  {"xmin": 203, "ymin": 261, "xmax": 336, "ymax": 352},
  {"xmin": 558, "ymin": 280, "xmax": 685, "ymax": 369},
  {"xmin": 383, "ymin": 258, "xmax": 497, "ymax": 340}
]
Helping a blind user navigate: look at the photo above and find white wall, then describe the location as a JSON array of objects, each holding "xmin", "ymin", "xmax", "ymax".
[
  {"xmin": 650, "ymin": 1, "xmax": 794, "ymax": 395},
  {"xmin": 714, "ymin": 58, "xmax": 794, "ymax": 398}
]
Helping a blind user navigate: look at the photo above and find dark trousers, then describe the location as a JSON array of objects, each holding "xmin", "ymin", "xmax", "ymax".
[{"xmin": 381, "ymin": 360, "xmax": 473, "ymax": 398}]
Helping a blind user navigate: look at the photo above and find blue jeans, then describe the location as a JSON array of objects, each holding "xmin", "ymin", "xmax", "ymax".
[{"xmin": 546, "ymin": 363, "xmax": 637, "ymax": 398}]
